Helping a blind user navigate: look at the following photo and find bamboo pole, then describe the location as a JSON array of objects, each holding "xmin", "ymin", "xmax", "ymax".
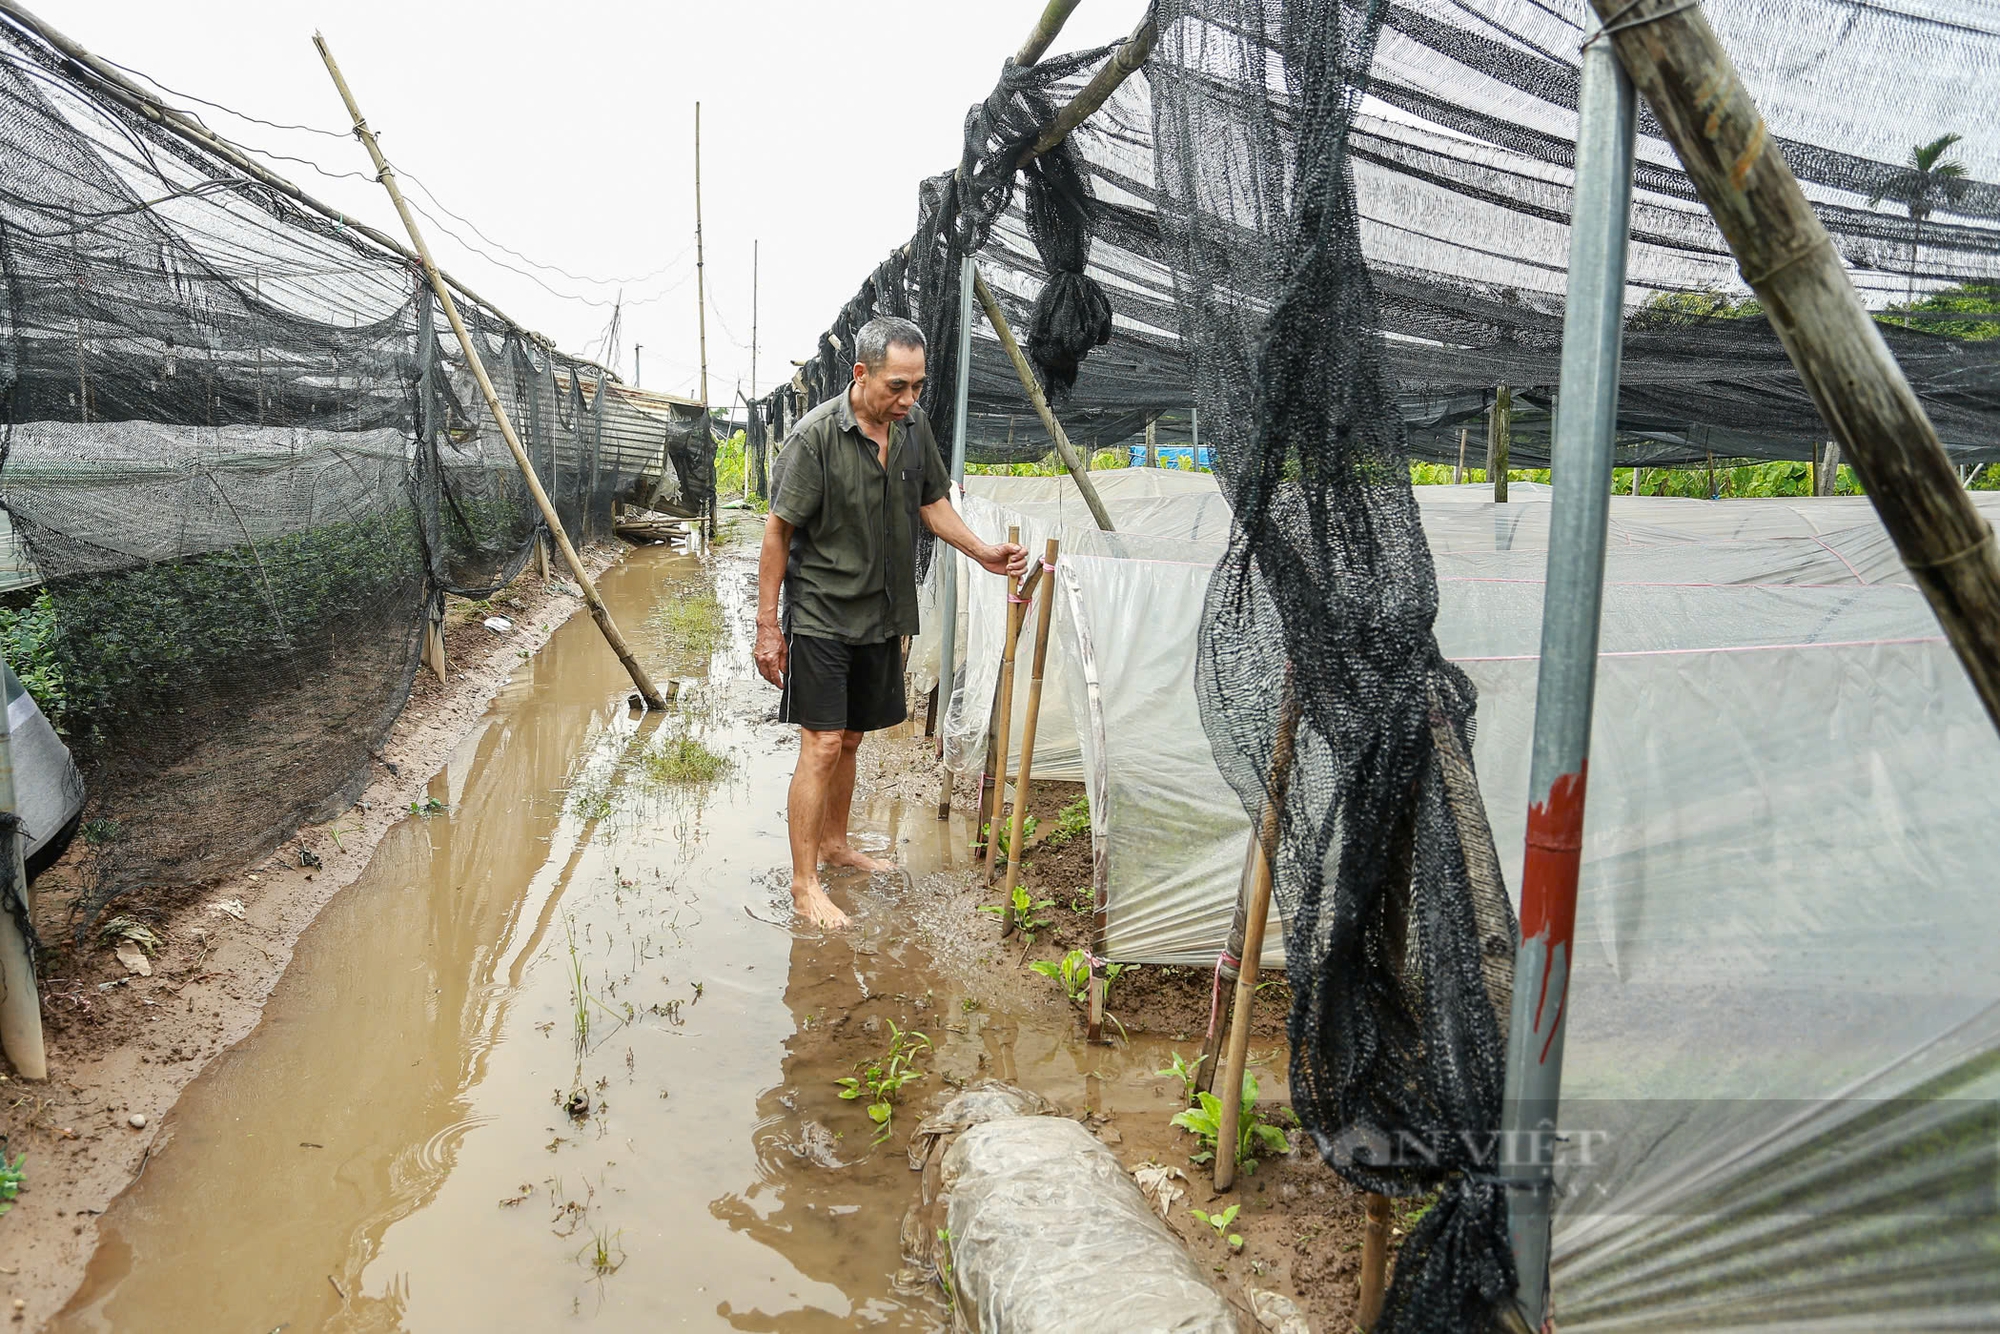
[
  {"xmin": 1212, "ymin": 683, "xmax": 1302, "ymax": 1192},
  {"xmin": 998, "ymin": 540, "xmax": 1060, "ymax": 930},
  {"xmin": 1144, "ymin": 414, "xmax": 1158, "ymax": 469},
  {"xmin": 313, "ymin": 35, "xmax": 668, "ymax": 711},
  {"xmin": 1015, "ymin": 0, "xmax": 1085, "ymax": 67},
  {"xmin": 1455, "ymin": 425, "xmax": 1468, "ymax": 484},
  {"xmin": 983, "ymin": 524, "xmax": 1025, "ymax": 882},
  {"xmin": 1020, "ymin": 10, "xmax": 1157, "ymax": 166},
  {"xmin": 970, "ymin": 269, "xmax": 1115, "ymax": 532},
  {"xmin": 1589, "ymin": 0, "xmax": 2000, "ymax": 736},
  {"xmin": 1358, "ymin": 1194, "xmax": 1393, "ymax": 1328}
]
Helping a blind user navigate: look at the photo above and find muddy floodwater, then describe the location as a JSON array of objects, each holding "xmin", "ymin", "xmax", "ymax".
[{"xmin": 55, "ymin": 532, "xmax": 1189, "ymax": 1333}]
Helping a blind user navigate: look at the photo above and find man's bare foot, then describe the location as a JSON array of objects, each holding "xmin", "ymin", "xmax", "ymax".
[
  {"xmin": 821, "ymin": 844, "xmax": 895, "ymax": 875},
  {"xmin": 791, "ymin": 879, "xmax": 851, "ymax": 929}
]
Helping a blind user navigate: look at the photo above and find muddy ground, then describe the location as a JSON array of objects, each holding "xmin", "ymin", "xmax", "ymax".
[
  {"xmin": 855, "ymin": 732, "xmax": 1395, "ymax": 1334},
  {"xmin": 0, "ymin": 548, "xmax": 619, "ymax": 1325}
]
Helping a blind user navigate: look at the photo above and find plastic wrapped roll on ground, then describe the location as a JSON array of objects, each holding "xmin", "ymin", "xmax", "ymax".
[{"xmin": 941, "ymin": 1117, "xmax": 1234, "ymax": 1333}]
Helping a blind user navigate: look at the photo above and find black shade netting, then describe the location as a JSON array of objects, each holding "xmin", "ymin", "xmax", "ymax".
[
  {"xmin": 1153, "ymin": 1, "xmax": 1517, "ymax": 1328},
  {"xmin": 0, "ymin": 18, "xmax": 625, "ymax": 928}
]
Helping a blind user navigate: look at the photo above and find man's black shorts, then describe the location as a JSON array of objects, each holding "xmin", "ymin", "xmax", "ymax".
[{"xmin": 779, "ymin": 634, "xmax": 907, "ymax": 733}]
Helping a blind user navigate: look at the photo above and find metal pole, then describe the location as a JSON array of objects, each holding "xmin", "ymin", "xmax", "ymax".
[
  {"xmin": 634, "ymin": 344, "xmax": 642, "ymax": 388},
  {"xmin": 1499, "ymin": 27, "xmax": 1635, "ymax": 1330},
  {"xmin": 937, "ymin": 254, "xmax": 975, "ymax": 810},
  {"xmin": 0, "ymin": 674, "xmax": 47, "ymax": 1079},
  {"xmin": 749, "ymin": 239, "xmax": 759, "ymax": 503},
  {"xmin": 1190, "ymin": 405, "xmax": 1200, "ymax": 464}
]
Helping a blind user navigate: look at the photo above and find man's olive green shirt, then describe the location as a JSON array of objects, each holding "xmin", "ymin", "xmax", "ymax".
[{"xmin": 770, "ymin": 389, "xmax": 951, "ymax": 645}]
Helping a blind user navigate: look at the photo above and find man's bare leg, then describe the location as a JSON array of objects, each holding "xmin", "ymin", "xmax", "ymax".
[
  {"xmin": 789, "ymin": 728, "xmax": 850, "ymax": 928},
  {"xmin": 821, "ymin": 729, "xmax": 895, "ymax": 873}
]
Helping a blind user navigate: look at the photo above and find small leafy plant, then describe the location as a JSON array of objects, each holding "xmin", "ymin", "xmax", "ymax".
[
  {"xmin": 408, "ymin": 796, "xmax": 447, "ymax": 816},
  {"xmin": 979, "ymin": 884, "xmax": 1055, "ymax": 940},
  {"xmin": 1030, "ymin": 949, "xmax": 1132, "ymax": 1005},
  {"xmin": 0, "ymin": 1150, "xmax": 23, "ymax": 1215},
  {"xmin": 1158, "ymin": 1050, "xmax": 1207, "ymax": 1100},
  {"xmin": 935, "ymin": 1226, "xmax": 958, "ymax": 1314},
  {"xmin": 1191, "ymin": 1203, "xmax": 1243, "ymax": 1250},
  {"xmin": 974, "ymin": 814, "xmax": 1038, "ymax": 867},
  {"xmin": 1045, "ymin": 794, "xmax": 1090, "ymax": 848},
  {"xmin": 1171, "ymin": 1072, "xmax": 1292, "ymax": 1172},
  {"xmin": 835, "ymin": 1020, "xmax": 931, "ymax": 1145}
]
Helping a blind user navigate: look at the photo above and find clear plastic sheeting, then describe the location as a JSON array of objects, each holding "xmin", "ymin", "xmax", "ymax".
[
  {"xmin": 935, "ymin": 484, "xmax": 2000, "ymax": 1327},
  {"xmin": 939, "ymin": 1117, "xmax": 1234, "ymax": 1334}
]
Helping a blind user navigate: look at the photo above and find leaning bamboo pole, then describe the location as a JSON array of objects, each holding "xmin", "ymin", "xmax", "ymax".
[
  {"xmin": 998, "ymin": 540, "xmax": 1060, "ymax": 930},
  {"xmin": 1212, "ymin": 682, "xmax": 1302, "ymax": 1192},
  {"xmin": 971, "ymin": 269, "xmax": 1115, "ymax": 533},
  {"xmin": 1588, "ymin": 0, "xmax": 2000, "ymax": 734},
  {"xmin": 1019, "ymin": 9, "xmax": 1157, "ymax": 166},
  {"xmin": 982, "ymin": 525, "xmax": 1026, "ymax": 881},
  {"xmin": 313, "ymin": 35, "xmax": 668, "ymax": 711},
  {"xmin": 1015, "ymin": 0, "xmax": 1086, "ymax": 67}
]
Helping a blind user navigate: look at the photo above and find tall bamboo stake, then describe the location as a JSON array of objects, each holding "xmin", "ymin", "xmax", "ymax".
[
  {"xmin": 1358, "ymin": 1194, "xmax": 1393, "ymax": 1327},
  {"xmin": 983, "ymin": 525, "xmax": 1025, "ymax": 881},
  {"xmin": 1589, "ymin": 0, "xmax": 2000, "ymax": 736},
  {"xmin": 1015, "ymin": 0, "xmax": 1085, "ymax": 67},
  {"xmin": 1212, "ymin": 682, "xmax": 1302, "ymax": 1192},
  {"xmin": 971, "ymin": 268, "xmax": 1114, "ymax": 532},
  {"xmin": 998, "ymin": 540, "xmax": 1060, "ymax": 930},
  {"xmin": 313, "ymin": 34, "xmax": 668, "ymax": 711}
]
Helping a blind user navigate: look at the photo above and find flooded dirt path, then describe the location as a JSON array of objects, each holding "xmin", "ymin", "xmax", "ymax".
[{"xmin": 52, "ymin": 528, "xmax": 1195, "ymax": 1333}]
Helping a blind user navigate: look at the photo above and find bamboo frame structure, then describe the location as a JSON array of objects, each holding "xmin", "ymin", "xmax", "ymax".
[
  {"xmin": 313, "ymin": 35, "xmax": 669, "ymax": 711},
  {"xmin": 998, "ymin": 540, "xmax": 1061, "ymax": 931},
  {"xmin": 1588, "ymin": 0, "xmax": 2000, "ymax": 736}
]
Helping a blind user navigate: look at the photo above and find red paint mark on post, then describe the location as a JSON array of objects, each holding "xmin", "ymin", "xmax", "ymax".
[{"xmin": 1520, "ymin": 763, "xmax": 1588, "ymax": 1063}]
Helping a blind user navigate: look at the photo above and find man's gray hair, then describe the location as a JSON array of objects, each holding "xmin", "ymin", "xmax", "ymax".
[{"xmin": 855, "ymin": 316, "xmax": 926, "ymax": 370}]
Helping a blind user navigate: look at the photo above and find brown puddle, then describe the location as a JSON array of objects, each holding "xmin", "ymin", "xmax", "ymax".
[{"xmin": 53, "ymin": 529, "xmax": 1191, "ymax": 1333}]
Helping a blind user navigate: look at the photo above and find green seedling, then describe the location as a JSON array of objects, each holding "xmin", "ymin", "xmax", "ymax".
[
  {"xmin": 1190, "ymin": 1203, "xmax": 1243, "ymax": 1249},
  {"xmin": 1171, "ymin": 1071, "xmax": 1292, "ymax": 1172},
  {"xmin": 973, "ymin": 814, "xmax": 1038, "ymax": 867},
  {"xmin": 835, "ymin": 1020, "xmax": 931, "ymax": 1145},
  {"xmin": 1029, "ymin": 949, "xmax": 1132, "ymax": 1005},
  {"xmin": 579, "ymin": 1224, "xmax": 626, "ymax": 1276},
  {"xmin": 642, "ymin": 733, "xmax": 730, "ymax": 784},
  {"xmin": 408, "ymin": 796, "xmax": 447, "ymax": 816},
  {"xmin": 935, "ymin": 1227, "xmax": 958, "ymax": 1314},
  {"xmin": 0, "ymin": 1151, "xmax": 24, "ymax": 1215},
  {"xmin": 1157, "ymin": 1050, "xmax": 1207, "ymax": 1100},
  {"xmin": 1045, "ymin": 794, "xmax": 1090, "ymax": 848},
  {"xmin": 979, "ymin": 884, "xmax": 1055, "ymax": 940}
]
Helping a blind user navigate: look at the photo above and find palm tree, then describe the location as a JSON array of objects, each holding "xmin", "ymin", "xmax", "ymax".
[{"xmin": 1869, "ymin": 133, "xmax": 1970, "ymax": 325}]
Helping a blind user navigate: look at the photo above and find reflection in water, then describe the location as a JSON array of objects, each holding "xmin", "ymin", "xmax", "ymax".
[{"xmin": 53, "ymin": 541, "xmax": 1182, "ymax": 1333}]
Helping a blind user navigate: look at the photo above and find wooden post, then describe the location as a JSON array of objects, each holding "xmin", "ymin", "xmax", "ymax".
[
  {"xmin": 1015, "ymin": 0, "xmax": 1084, "ymax": 66},
  {"xmin": 534, "ymin": 533, "xmax": 551, "ymax": 580},
  {"xmin": 998, "ymin": 540, "xmax": 1059, "ymax": 930},
  {"xmin": 983, "ymin": 525, "xmax": 1025, "ymax": 883},
  {"xmin": 1819, "ymin": 438, "xmax": 1843, "ymax": 496},
  {"xmin": 1212, "ymin": 683, "xmax": 1303, "ymax": 1192},
  {"xmin": 313, "ymin": 34, "xmax": 669, "ymax": 710},
  {"xmin": 971, "ymin": 269, "xmax": 1116, "ymax": 532},
  {"xmin": 1359, "ymin": 1194, "xmax": 1393, "ymax": 1329},
  {"xmin": 1706, "ymin": 447, "xmax": 1716, "ymax": 499},
  {"xmin": 1454, "ymin": 425, "xmax": 1468, "ymax": 484},
  {"xmin": 1487, "ymin": 384, "xmax": 1512, "ymax": 503},
  {"xmin": 1589, "ymin": 0, "xmax": 2000, "ymax": 736},
  {"xmin": 1144, "ymin": 414, "xmax": 1158, "ymax": 469}
]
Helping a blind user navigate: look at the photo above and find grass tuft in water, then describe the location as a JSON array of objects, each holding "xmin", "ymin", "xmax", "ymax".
[
  {"xmin": 641, "ymin": 733, "xmax": 731, "ymax": 785},
  {"xmin": 649, "ymin": 592, "xmax": 726, "ymax": 664}
]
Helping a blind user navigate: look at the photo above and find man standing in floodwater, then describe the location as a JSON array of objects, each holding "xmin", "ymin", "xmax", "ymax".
[{"xmin": 756, "ymin": 316, "xmax": 1026, "ymax": 928}]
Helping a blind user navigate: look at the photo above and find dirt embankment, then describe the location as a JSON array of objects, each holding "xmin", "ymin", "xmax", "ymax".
[
  {"xmin": 0, "ymin": 550, "xmax": 617, "ymax": 1327},
  {"xmin": 854, "ymin": 726, "xmax": 1398, "ymax": 1333}
]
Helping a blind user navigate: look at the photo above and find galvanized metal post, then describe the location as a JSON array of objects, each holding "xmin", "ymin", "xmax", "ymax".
[
  {"xmin": 936, "ymin": 253, "xmax": 975, "ymax": 808},
  {"xmin": 1499, "ymin": 26, "xmax": 1634, "ymax": 1331}
]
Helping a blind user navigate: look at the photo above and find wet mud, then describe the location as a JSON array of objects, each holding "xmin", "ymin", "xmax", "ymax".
[{"xmin": 50, "ymin": 523, "xmax": 1362, "ymax": 1333}]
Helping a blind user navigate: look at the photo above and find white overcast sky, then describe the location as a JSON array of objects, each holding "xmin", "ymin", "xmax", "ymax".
[{"xmin": 44, "ymin": 0, "xmax": 1150, "ymax": 404}]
